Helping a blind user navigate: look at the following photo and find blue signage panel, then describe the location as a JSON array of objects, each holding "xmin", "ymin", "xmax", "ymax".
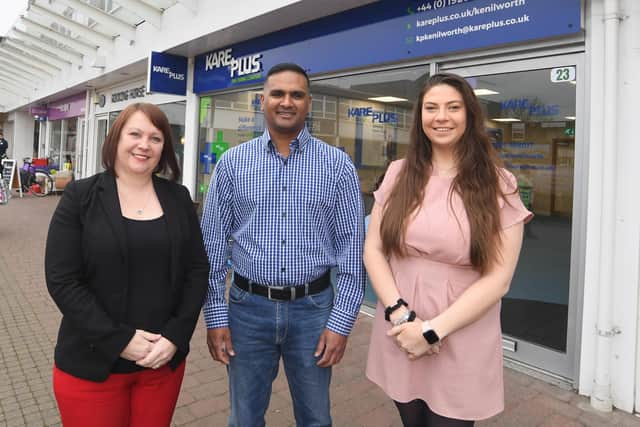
[
  {"xmin": 194, "ymin": 0, "xmax": 581, "ymax": 93},
  {"xmin": 148, "ymin": 51, "xmax": 188, "ymax": 96}
]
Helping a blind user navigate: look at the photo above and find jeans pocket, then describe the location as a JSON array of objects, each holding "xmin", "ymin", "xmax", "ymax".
[
  {"xmin": 306, "ymin": 287, "xmax": 334, "ymax": 309},
  {"xmin": 229, "ymin": 284, "xmax": 249, "ymax": 304}
]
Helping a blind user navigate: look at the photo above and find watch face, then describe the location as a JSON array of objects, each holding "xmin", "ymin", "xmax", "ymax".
[{"xmin": 423, "ymin": 329, "xmax": 439, "ymax": 345}]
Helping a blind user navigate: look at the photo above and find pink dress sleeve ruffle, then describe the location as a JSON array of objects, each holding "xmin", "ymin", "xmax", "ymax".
[{"xmin": 498, "ymin": 168, "xmax": 534, "ymax": 229}]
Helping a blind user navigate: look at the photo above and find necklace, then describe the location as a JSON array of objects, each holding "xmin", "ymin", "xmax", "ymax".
[
  {"xmin": 117, "ymin": 179, "xmax": 154, "ymax": 216},
  {"xmin": 135, "ymin": 190, "xmax": 153, "ymax": 215}
]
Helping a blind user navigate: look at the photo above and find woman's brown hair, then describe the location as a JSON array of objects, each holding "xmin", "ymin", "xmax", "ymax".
[
  {"xmin": 380, "ymin": 73, "xmax": 506, "ymax": 272},
  {"xmin": 101, "ymin": 102, "xmax": 181, "ymax": 181}
]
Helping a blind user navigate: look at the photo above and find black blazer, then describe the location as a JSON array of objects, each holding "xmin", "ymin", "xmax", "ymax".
[{"xmin": 45, "ymin": 172, "xmax": 209, "ymax": 382}]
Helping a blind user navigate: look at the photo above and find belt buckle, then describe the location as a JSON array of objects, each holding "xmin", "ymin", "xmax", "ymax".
[{"xmin": 267, "ymin": 286, "xmax": 285, "ymax": 301}]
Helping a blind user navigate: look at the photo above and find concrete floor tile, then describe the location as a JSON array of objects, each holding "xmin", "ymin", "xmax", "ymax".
[{"xmin": 540, "ymin": 413, "xmax": 585, "ymax": 426}]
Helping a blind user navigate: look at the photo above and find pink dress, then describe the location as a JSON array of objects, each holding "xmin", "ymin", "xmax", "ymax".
[{"xmin": 366, "ymin": 159, "xmax": 533, "ymax": 421}]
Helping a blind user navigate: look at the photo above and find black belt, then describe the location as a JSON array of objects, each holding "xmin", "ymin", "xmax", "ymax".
[{"xmin": 233, "ymin": 272, "xmax": 331, "ymax": 301}]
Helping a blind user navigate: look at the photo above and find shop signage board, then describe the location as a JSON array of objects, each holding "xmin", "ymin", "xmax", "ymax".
[
  {"xmin": 194, "ymin": 0, "xmax": 581, "ymax": 93},
  {"xmin": 147, "ymin": 51, "xmax": 188, "ymax": 96},
  {"xmin": 29, "ymin": 106, "xmax": 48, "ymax": 119},
  {"xmin": 1, "ymin": 159, "xmax": 22, "ymax": 198},
  {"xmin": 48, "ymin": 93, "xmax": 86, "ymax": 121},
  {"xmin": 111, "ymin": 86, "xmax": 147, "ymax": 103}
]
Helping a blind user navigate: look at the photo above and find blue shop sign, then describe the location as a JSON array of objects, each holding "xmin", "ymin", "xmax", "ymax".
[
  {"xmin": 194, "ymin": 0, "xmax": 581, "ymax": 93},
  {"xmin": 147, "ymin": 51, "xmax": 188, "ymax": 96}
]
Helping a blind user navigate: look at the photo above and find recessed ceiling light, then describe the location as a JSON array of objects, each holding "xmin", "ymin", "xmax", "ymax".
[
  {"xmin": 368, "ymin": 96, "xmax": 408, "ymax": 103},
  {"xmin": 492, "ymin": 118, "xmax": 521, "ymax": 122},
  {"xmin": 474, "ymin": 88, "xmax": 500, "ymax": 96}
]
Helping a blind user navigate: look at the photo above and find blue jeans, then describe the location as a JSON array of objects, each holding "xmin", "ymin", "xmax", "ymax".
[{"xmin": 228, "ymin": 283, "xmax": 334, "ymax": 427}]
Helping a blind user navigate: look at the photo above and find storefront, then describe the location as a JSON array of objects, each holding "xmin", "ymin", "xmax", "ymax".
[
  {"xmin": 27, "ymin": 93, "xmax": 87, "ymax": 175},
  {"xmin": 86, "ymin": 78, "xmax": 186, "ymax": 180},
  {"xmin": 46, "ymin": 93, "xmax": 87, "ymax": 175},
  {"xmin": 192, "ymin": 0, "xmax": 583, "ymax": 384}
]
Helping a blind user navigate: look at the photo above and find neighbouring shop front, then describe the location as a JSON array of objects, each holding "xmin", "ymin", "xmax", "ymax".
[
  {"xmin": 87, "ymin": 78, "xmax": 186, "ymax": 181},
  {"xmin": 191, "ymin": 0, "xmax": 583, "ymax": 384},
  {"xmin": 30, "ymin": 93, "xmax": 87, "ymax": 176}
]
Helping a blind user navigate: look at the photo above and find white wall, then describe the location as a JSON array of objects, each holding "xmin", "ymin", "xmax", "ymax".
[
  {"xmin": 580, "ymin": 0, "xmax": 640, "ymax": 413},
  {"xmin": 183, "ymin": 58, "xmax": 199, "ymax": 198},
  {"xmin": 614, "ymin": 0, "xmax": 640, "ymax": 412},
  {"xmin": 7, "ymin": 111, "xmax": 35, "ymax": 166}
]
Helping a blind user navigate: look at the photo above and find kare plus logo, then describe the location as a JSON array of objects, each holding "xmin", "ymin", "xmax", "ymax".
[
  {"xmin": 347, "ymin": 106, "xmax": 399, "ymax": 124},
  {"xmin": 152, "ymin": 65, "xmax": 185, "ymax": 81},
  {"xmin": 205, "ymin": 48, "xmax": 263, "ymax": 83}
]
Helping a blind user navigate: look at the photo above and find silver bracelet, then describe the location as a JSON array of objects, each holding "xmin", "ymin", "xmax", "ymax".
[{"xmin": 392, "ymin": 310, "xmax": 411, "ymax": 326}]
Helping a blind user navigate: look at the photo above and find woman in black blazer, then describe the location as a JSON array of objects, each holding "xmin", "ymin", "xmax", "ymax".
[{"xmin": 45, "ymin": 103, "xmax": 209, "ymax": 427}]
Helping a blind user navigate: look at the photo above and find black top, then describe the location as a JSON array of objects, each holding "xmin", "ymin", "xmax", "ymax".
[
  {"xmin": 45, "ymin": 172, "xmax": 210, "ymax": 382},
  {"xmin": 112, "ymin": 216, "xmax": 171, "ymax": 373}
]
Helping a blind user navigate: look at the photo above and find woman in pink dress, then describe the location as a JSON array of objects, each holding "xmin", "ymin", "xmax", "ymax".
[{"xmin": 365, "ymin": 73, "xmax": 532, "ymax": 426}]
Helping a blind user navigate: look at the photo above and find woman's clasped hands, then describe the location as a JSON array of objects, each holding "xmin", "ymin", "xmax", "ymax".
[
  {"xmin": 387, "ymin": 317, "xmax": 441, "ymax": 360},
  {"xmin": 120, "ymin": 329, "xmax": 178, "ymax": 369}
]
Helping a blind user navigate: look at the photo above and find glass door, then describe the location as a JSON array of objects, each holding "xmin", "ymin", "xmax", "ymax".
[
  {"xmin": 49, "ymin": 120, "xmax": 62, "ymax": 169},
  {"xmin": 445, "ymin": 54, "xmax": 584, "ymax": 381},
  {"xmin": 95, "ymin": 115, "xmax": 108, "ymax": 172},
  {"xmin": 61, "ymin": 118, "xmax": 77, "ymax": 172},
  {"xmin": 75, "ymin": 118, "xmax": 85, "ymax": 178}
]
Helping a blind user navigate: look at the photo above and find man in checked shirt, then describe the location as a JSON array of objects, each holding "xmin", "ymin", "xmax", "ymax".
[{"xmin": 201, "ymin": 63, "xmax": 365, "ymax": 427}]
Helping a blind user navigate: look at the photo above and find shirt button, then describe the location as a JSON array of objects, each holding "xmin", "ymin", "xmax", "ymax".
[
  {"xmin": 281, "ymin": 267, "xmax": 286, "ymax": 273},
  {"xmin": 281, "ymin": 239, "xmax": 286, "ymax": 245},
  {"xmin": 282, "ymin": 185, "xmax": 287, "ymax": 191},
  {"xmin": 282, "ymin": 212, "xmax": 286, "ymax": 218}
]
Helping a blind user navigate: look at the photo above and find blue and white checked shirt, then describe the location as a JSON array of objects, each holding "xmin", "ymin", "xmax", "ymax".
[{"xmin": 201, "ymin": 127, "xmax": 365, "ymax": 336}]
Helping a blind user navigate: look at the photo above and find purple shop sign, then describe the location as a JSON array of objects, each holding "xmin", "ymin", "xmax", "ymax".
[
  {"xmin": 48, "ymin": 93, "xmax": 86, "ymax": 120},
  {"xmin": 29, "ymin": 106, "xmax": 48, "ymax": 118}
]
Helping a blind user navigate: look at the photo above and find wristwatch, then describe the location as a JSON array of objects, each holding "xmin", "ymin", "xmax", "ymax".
[{"xmin": 421, "ymin": 320, "xmax": 440, "ymax": 345}]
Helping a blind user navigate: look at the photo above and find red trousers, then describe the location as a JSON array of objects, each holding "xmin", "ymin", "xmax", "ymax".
[{"xmin": 53, "ymin": 362, "xmax": 185, "ymax": 427}]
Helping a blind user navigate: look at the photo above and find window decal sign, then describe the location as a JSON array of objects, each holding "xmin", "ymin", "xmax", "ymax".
[{"xmin": 194, "ymin": 0, "xmax": 581, "ymax": 93}]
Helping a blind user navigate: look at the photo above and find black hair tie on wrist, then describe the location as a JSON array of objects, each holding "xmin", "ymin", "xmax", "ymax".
[{"xmin": 384, "ymin": 298, "xmax": 408, "ymax": 321}]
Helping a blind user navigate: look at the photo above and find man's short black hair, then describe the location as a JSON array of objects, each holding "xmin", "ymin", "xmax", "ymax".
[{"xmin": 265, "ymin": 63, "xmax": 310, "ymax": 89}]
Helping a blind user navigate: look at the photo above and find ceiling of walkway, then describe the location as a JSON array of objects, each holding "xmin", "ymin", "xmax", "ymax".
[
  {"xmin": 0, "ymin": 0, "xmax": 377, "ymax": 113},
  {"xmin": 0, "ymin": 0, "xmax": 183, "ymax": 111}
]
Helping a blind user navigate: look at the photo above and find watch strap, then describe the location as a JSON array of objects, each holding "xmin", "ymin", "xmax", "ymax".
[{"xmin": 384, "ymin": 298, "xmax": 408, "ymax": 321}]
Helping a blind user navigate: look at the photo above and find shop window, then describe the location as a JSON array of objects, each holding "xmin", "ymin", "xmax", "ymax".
[
  {"xmin": 314, "ymin": 67, "xmax": 426, "ymax": 213},
  {"xmin": 157, "ymin": 102, "xmax": 186, "ymax": 184},
  {"xmin": 196, "ymin": 92, "xmax": 265, "ymax": 199},
  {"xmin": 49, "ymin": 121, "xmax": 62, "ymax": 169},
  {"xmin": 196, "ymin": 65, "xmax": 430, "ymax": 213},
  {"xmin": 470, "ymin": 68, "xmax": 577, "ymax": 352}
]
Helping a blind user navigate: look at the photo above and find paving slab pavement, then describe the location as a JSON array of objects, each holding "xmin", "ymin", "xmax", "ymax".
[{"xmin": 0, "ymin": 194, "xmax": 638, "ymax": 426}]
